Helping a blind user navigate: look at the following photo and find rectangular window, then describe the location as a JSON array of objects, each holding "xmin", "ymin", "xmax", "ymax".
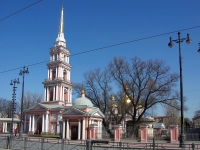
[{"xmin": 52, "ymin": 114, "xmax": 57, "ymax": 118}]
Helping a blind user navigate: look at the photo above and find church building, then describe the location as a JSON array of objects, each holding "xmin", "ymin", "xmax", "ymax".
[{"xmin": 24, "ymin": 6, "xmax": 104, "ymax": 140}]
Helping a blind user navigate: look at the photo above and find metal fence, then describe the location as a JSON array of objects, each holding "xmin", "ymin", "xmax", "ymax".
[
  {"xmin": 185, "ymin": 128, "xmax": 200, "ymax": 141},
  {"xmin": 0, "ymin": 136, "xmax": 200, "ymax": 150}
]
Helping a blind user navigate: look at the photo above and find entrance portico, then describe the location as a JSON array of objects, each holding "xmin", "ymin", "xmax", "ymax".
[{"xmin": 0, "ymin": 118, "xmax": 20, "ymax": 133}]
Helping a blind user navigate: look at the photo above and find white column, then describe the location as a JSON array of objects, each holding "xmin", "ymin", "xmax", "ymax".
[
  {"xmin": 97, "ymin": 121, "xmax": 99, "ymax": 139},
  {"xmin": 56, "ymin": 85, "xmax": 58, "ymax": 100},
  {"xmin": 2, "ymin": 122, "xmax": 5, "ymax": 133},
  {"xmin": 5, "ymin": 123, "xmax": 7, "ymax": 132},
  {"xmin": 60, "ymin": 85, "xmax": 62, "ymax": 101},
  {"xmin": 61, "ymin": 67, "xmax": 63, "ymax": 78},
  {"xmin": 14, "ymin": 123, "xmax": 17, "ymax": 130},
  {"xmin": 42, "ymin": 114, "xmax": 44, "ymax": 132},
  {"xmin": 62, "ymin": 87, "xmax": 65, "ymax": 101},
  {"xmin": 91, "ymin": 119, "xmax": 94, "ymax": 124},
  {"xmin": 57, "ymin": 66, "xmax": 59, "ymax": 78},
  {"xmin": 53, "ymin": 86, "xmax": 56, "ymax": 101},
  {"xmin": 44, "ymin": 87, "xmax": 46, "ymax": 101},
  {"xmin": 29, "ymin": 115, "xmax": 32, "ymax": 132},
  {"xmin": 67, "ymin": 89, "xmax": 69, "ymax": 102},
  {"xmin": 70, "ymin": 89, "xmax": 72, "ymax": 103},
  {"xmin": 45, "ymin": 114, "xmax": 47, "ymax": 133},
  {"xmin": 89, "ymin": 118, "xmax": 91, "ymax": 125},
  {"xmin": 56, "ymin": 67, "xmax": 57, "ymax": 78},
  {"xmin": 32, "ymin": 115, "xmax": 35, "ymax": 133},
  {"xmin": 48, "ymin": 68, "xmax": 49, "ymax": 78},
  {"xmin": 50, "ymin": 69, "xmax": 52, "ymax": 79},
  {"xmin": 12, "ymin": 124, "xmax": 14, "ymax": 132},
  {"xmin": 62, "ymin": 120, "xmax": 65, "ymax": 139},
  {"xmin": 47, "ymin": 87, "xmax": 49, "ymax": 101},
  {"xmin": 46, "ymin": 113, "xmax": 49, "ymax": 133},
  {"xmin": 99, "ymin": 120, "xmax": 102, "ymax": 139},
  {"xmin": 82, "ymin": 118, "xmax": 85, "ymax": 140},
  {"xmin": 78, "ymin": 119, "xmax": 81, "ymax": 140},
  {"xmin": 68, "ymin": 70, "xmax": 70, "ymax": 80},
  {"xmin": 66, "ymin": 119, "xmax": 69, "ymax": 139},
  {"xmin": 57, "ymin": 122, "xmax": 60, "ymax": 134}
]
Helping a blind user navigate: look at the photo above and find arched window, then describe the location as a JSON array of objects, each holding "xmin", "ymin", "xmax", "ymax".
[
  {"xmin": 64, "ymin": 55, "xmax": 66, "ymax": 62},
  {"xmin": 63, "ymin": 70, "xmax": 67, "ymax": 80},
  {"xmin": 52, "ymin": 69, "xmax": 56, "ymax": 79},
  {"xmin": 54, "ymin": 54, "xmax": 57, "ymax": 61}
]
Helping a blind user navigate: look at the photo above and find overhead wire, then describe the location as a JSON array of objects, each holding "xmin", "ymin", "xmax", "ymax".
[
  {"xmin": 0, "ymin": 25, "xmax": 200, "ymax": 74},
  {"xmin": 0, "ymin": 0, "xmax": 42, "ymax": 22}
]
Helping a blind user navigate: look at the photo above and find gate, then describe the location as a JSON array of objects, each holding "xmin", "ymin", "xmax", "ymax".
[
  {"xmin": 0, "ymin": 136, "xmax": 7, "ymax": 149},
  {"xmin": 185, "ymin": 128, "xmax": 200, "ymax": 141}
]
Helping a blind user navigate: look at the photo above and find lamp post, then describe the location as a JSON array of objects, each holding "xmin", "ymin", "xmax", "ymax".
[
  {"xmin": 10, "ymin": 78, "xmax": 20, "ymax": 138},
  {"xmin": 168, "ymin": 31, "xmax": 192, "ymax": 148},
  {"xmin": 198, "ymin": 43, "xmax": 200, "ymax": 53},
  {"xmin": 19, "ymin": 66, "xmax": 29, "ymax": 138}
]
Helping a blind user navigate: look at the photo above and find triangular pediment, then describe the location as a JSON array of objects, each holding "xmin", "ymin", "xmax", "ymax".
[
  {"xmin": 90, "ymin": 109, "xmax": 105, "ymax": 118},
  {"xmin": 93, "ymin": 112, "xmax": 101, "ymax": 116},
  {"xmin": 62, "ymin": 107, "xmax": 85, "ymax": 115},
  {"xmin": 29, "ymin": 104, "xmax": 46, "ymax": 110}
]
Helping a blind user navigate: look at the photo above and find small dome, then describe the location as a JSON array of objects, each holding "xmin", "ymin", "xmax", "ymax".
[{"xmin": 74, "ymin": 97, "xmax": 93, "ymax": 107}]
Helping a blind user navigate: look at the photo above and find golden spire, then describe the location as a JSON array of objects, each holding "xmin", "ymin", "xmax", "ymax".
[
  {"xmin": 81, "ymin": 89, "xmax": 85, "ymax": 95},
  {"xmin": 111, "ymin": 95, "xmax": 115, "ymax": 101},
  {"xmin": 125, "ymin": 85, "xmax": 129, "ymax": 91},
  {"xmin": 59, "ymin": 3, "xmax": 64, "ymax": 34},
  {"xmin": 81, "ymin": 85, "xmax": 85, "ymax": 97}
]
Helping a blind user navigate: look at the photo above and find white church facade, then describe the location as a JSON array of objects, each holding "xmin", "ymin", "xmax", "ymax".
[{"xmin": 24, "ymin": 6, "xmax": 104, "ymax": 140}]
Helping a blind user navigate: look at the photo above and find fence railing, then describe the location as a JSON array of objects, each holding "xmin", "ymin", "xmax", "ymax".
[{"xmin": 0, "ymin": 136, "xmax": 200, "ymax": 150}]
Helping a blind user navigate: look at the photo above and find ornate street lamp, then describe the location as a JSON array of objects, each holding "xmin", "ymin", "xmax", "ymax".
[
  {"xmin": 10, "ymin": 78, "xmax": 20, "ymax": 138},
  {"xmin": 19, "ymin": 66, "xmax": 29, "ymax": 138},
  {"xmin": 168, "ymin": 31, "xmax": 192, "ymax": 148},
  {"xmin": 198, "ymin": 43, "xmax": 200, "ymax": 53}
]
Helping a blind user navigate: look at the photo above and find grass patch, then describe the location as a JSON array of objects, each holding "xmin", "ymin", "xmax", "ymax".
[
  {"xmin": 29, "ymin": 134, "xmax": 60, "ymax": 138},
  {"xmin": 41, "ymin": 134, "xmax": 60, "ymax": 138}
]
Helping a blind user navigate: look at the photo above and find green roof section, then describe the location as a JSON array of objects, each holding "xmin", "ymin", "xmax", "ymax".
[{"xmin": 73, "ymin": 97, "xmax": 93, "ymax": 107}]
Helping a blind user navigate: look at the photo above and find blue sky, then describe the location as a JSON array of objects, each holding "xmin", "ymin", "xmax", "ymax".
[{"xmin": 0, "ymin": 0, "xmax": 200, "ymax": 120}]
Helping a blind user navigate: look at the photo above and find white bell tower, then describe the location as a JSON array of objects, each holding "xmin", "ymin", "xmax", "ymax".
[{"xmin": 42, "ymin": 6, "xmax": 73, "ymax": 106}]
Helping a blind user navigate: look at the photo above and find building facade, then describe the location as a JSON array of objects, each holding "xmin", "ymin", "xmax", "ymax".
[{"xmin": 24, "ymin": 6, "xmax": 104, "ymax": 140}]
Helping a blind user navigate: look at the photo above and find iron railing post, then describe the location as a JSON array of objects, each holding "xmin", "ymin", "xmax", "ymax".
[
  {"xmin": 86, "ymin": 140, "xmax": 91, "ymax": 150},
  {"xmin": 192, "ymin": 143, "xmax": 195, "ymax": 150},
  {"xmin": 61, "ymin": 139, "xmax": 64, "ymax": 150},
  {"xmin": 152, "ymin": 137, "xmax": 155, "ymax": 150},
  {"xmin": 6, "ymin": 136, "xmax": 10, "ymax": 149},
  {"xmin": 41, "ymin": 138, "xmax": 44, "ymax": 150},
  {"xmin": 119, "ymin": 141, "xmax": 122, "ymax": 150},
  {"xmin": 24, "ymin": 137, "xmax": 27, "ymax": 150}
]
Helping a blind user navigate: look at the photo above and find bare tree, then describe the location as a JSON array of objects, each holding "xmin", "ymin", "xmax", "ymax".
[
  {"xmin": 74, "ymin": 56, "xmax": 180, "ymax": 136},
  {"xmin": 163, "ymin": 100, "xmax": 181, "ymax": 128},
  {"xmin": 108, "ymin": 57, "xmax": 179, "ymax": 135},
  {"xmin": 194, "ymin": 110, "xmax": 200, "ymax": 118},
  {"xmin": 18, "ymin": 92, "xmax": 43, "ymax": 111},
  {"xmin": 73, "ymin": 68, "xmax": 115, "ymax": 128},
  {"xmin": 0, "ymin": 98, "xmax": 13, "ymax": 118}
]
